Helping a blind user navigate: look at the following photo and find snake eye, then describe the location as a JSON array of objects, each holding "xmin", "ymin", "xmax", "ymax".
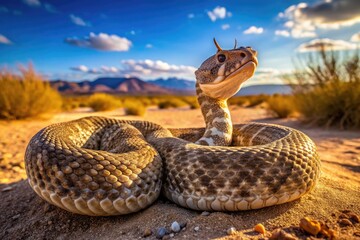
[{"xmin": 217, "ymin": 54, "xmax": 226, "ymax": 63}]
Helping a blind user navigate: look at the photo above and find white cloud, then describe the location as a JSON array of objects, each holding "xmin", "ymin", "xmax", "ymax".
[
  {"xmin": 278, "ymin": 0, "xmax": 360, "ymax": 38},
  {"xmin": 69, "ymin": 60, "xmax": 197, "ymax": 79},
  {"xmin": 188, "ymin": 13, "xmax": 195, "ymax": 19},
  {"xmin": 298, "ymin": 38, "xmax": 358, "ymax": 52},
  {"xmin": 70, "ymin": 14, "xmax": 89, "ymax": 27},
  {"xmin": 207, "ymin": 6, "xmax": 227, "ymax": 22},
  {"xmin": 0, "ymin": 34, "xmax": 12, "ymax": 44},
  {"xmin": 243, "ymin": 26, "xmax": 264, "ymax": 34},
  {"xmin": 121, "ymin": 59, "xmax": 196, "ymax": 79},
  {"xmin": 221, "ymin": 24, "xmax": 230, "ymax": 30},
  {"xmin": 145, "ymin": 44, "xmax": 153, "ymax": 48},
  {"xmin": 65, "ymin": 32, "xmax": 132, "ymax": 52},
  {"xmin": 23, "ymin": 0, "xmax": 41, "ymax": 7},
  {"xmin": 350, "ymin": 32, "xmax": 360, "ymax": 42},
  {"xmin": 70, "ymin": 65, "xmax": 88, "ymax": 72},
  {"xmin": 100, "ymin": 66, "xmax": 119, "ymax": 73},
  {"xmin": 275, "ymin": 30, "xmax": 290, "ymax": 37},
  {"xmin": 70, "ymin": 65, "xmax": 119, "ymax": 74}
]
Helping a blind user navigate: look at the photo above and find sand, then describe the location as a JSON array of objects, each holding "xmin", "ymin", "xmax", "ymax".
[{"xmin": 0, "ymin": 106, "xmax": 359, "ymax": 239}]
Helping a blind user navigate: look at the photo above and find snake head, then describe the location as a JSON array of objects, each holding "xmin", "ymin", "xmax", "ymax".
[{"xmin": 195, "ymin": 39, "xmax": 258, "ymax": 100}]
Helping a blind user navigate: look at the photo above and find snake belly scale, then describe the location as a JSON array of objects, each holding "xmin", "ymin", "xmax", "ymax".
[{"xmin": 25, "ymin": 40, "xmax": 321, "ymax": 216}]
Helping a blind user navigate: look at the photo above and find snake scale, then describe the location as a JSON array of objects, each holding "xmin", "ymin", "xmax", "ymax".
[{"xmin": 25, "ymin": 40, "xmax": 321, "ymax": 216}]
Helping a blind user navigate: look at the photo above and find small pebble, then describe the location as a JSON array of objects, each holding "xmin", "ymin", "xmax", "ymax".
[
  {"xmin": 1, "ymin": 186, "xmax": 13, "ymax": 192},
  {"xmin": 156, "ymin": 227, "xmax": 167, "ymax": 239},
  {"xmin": 194, "ymin": 226, "xmax": 200, "ymax": 232},
  {"xmin": 201, "ymin": 211, "xmax": 210, "ymax": 216},
  {"xmin": 270, "ymin": 228, "xmax": 296, "ymax": 240},
  {"xmin": 162, "ymin": 236, "xmax": 170, "ymax": 240},
  {"xmin": 12, "ymin": 214, "xmax": 20, "ymax": 220},
  {"xmin": 143, "ymin": 228, "xmax": 152, "ymax": 237},
  {"xmin": 47, "ymin": 220, "xmax": 52, "ymax": 225},
  {"xmin": 349, "ymin": 213, "xmax": 360, "ymax": 223},
  {"xmin": 338, "ymin": 218, "xmax": 353, "ymax": 227},
  {"xmin": 170, "ymin": 221, "xmax": 181, "ymax": 233},
  {"xmin": 169, "ymin": 233, "xmax": 174, "ymax": 238},
  {"xmin": 299, "ymin": 217, "xmax": 321, "ymax": 236},
  {"xmin": 227, "ymin": 227, "xmax": 236, "ymax": 235},
  {"xmin": 254, "ymin": 223, "xmax": 266, "ymax": 234}
]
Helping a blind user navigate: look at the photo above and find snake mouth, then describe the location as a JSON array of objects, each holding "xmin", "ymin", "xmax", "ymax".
[{"xmin": 199, "ymin": 60, "xmax": 257, "ymax": 100}]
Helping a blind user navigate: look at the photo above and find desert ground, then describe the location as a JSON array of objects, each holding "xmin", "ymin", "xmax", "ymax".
[{"xmin": 0, "ymin": 106, "xmax": 359, "ymax": 239}]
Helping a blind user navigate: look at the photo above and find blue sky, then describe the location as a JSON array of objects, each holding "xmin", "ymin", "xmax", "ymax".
[{"xmin": 0, "ymin": 0, "xmax": 359, "ymax": 84}]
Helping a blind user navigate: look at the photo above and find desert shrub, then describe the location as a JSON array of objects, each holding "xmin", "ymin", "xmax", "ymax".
[
  {"xmin": 267, "ymin": 95, "xmax": 296, "ymax": 118},
  {"xmin": 158, "ymin": 98, "xmax": 187, "ymax": 109},
  {"xmin": 61, "ymin": 97, "xmax": 79, "ymax": 111},
  {"xmin": 88, "ymin": 93, "xmax": 120, "ymax": 112},
  {"xmin": 123, "ymin": 99, "xmax": 146, "ymax": 116},
  {"xmin": 228, "ymin": 96, "xmax": 249, "ymax": 106},
  {"xmin": 285, "ymin": 49, "xmax": 360, "ymax": 128},
  {"xmin": 0, "ymin": 65, "xmax": 62, "ymax": 119},
  {"xmin": 247, "ymin": 94, "xmax": 269, "ymax": 107},
  {"xmin": 181, "ymin": 96, "xmax": 200, "ymax": 109}
]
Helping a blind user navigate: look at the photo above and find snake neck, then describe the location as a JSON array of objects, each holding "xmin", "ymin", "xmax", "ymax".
[{"xmin": 195, "ymin": 82, "xmax": 232, "ymax": 146}]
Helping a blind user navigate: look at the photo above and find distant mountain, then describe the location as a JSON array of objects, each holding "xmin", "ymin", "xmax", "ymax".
[
  {"xmin": 148, "ymin": 78, "xmax": 195, "ymax": 91},
  {"xmin": 51, "ymin": 77, "xmax": 175, "ymax": 95},
  {"xmin": 238, "ymin": 84, "xmax": 292, "ymax": 96},
  {"xmin": 51, "ymin": 77, "xmax": 291, "ymax": 96}
]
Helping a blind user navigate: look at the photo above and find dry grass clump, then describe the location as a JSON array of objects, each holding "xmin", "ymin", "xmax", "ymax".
[
  {"xmin": 88, "ymin": 93, "xmax": 120, "ymax": 112},
  {"xmin": 0, "ymin": 65, "xmax": 62, "ymax": 120},
  {"xmin": 158, "ymin": 98, "xmax": 187, "ymax": 109},
  {"xmin": 267, "ymin": 95, "xmax": 296, "ymax": 118},
  {"xmin": 123, "ymin": 99, "xmax": 146, "ymax": 116},
  {"xmin": 286, "ymin": 49, "xmax": 360, "ymax": 128},
  {"xmin": 228, "ymin": 96, "xmax": 250, "ymax": 106},
  {"xmin": 181, "ymin": 96, "xmax": 200, "ymax": 109},
  {"xmin": 247, "ymin": 94, "xmax": 269, "ymax": 107}
]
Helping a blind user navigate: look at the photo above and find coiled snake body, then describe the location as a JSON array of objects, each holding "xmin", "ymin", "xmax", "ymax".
[{"xmin": 25, "ymin": 40, "xmax": 320, "ymax": 216}]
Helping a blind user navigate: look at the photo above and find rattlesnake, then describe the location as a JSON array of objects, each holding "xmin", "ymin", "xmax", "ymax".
[{"xmin": 25, "ymin": 39, "xmax": 321, "ymax": 216}]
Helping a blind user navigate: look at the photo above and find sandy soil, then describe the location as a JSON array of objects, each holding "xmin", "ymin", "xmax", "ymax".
[{"xmin": 0, "ymin": 106, "xmax": 359, "ymax": 239}]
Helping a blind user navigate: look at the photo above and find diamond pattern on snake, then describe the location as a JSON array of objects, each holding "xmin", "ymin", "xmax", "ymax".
[{"xmin": 25, "ymin": 39, "xmax": 321, "ymax": 216}]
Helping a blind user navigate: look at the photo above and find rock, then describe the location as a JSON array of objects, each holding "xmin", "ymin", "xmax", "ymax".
[
  {"xmin": 319, "ymin": 222, "xmax": 337, "ymax": 239},
  {"xmin": 162, "ymin": 235, "xmax": 170, "ymax": 240},
  {"xmin": 142, "ymin": 228, "xmax": 152, "ymax": 237},
  {"xmin": 201, "ymin": 211, "xmax": 210, "ymax": 216},
  {"xmin": 170, "ymin": 221, "xmax": 181, "ymax": 233},
  {"xmin": 12, "ymin": 214, "xmax": 20, "ymax": 220},
  {"xmin": 254, "ymin": 223, "xmax": 266, "ymax": 234},
  {"xmin": 169, "ymin": 233, "xmax": 174, "ymax": 238},
  {"xmin": 270, "ymin": 228, "xmax": 297, "ymax": 240},
  {"xmin": 156, "ymin": 227, "xmax": 167, "ymax": 239},
  {"xmin": 349, "ymin": 213, "xmax": 360, "ymax": 223},
  {"xmin": 194, "ymin": 226, "xmax": 199, "ymax": 232},
  {"xmin": 1, "ymin": 186, "xmax": 13, "ymax": 192},
  {"xmin": 227, "ymin": 227, "xmax": 236, "ymax": 235},
  {"xmin": 338, "ymin": 219, "xmax": 353, "ymax": 227},
  {"xmin": 299, "ymin": 217, "xmax": 321, "ymax": 236}
]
